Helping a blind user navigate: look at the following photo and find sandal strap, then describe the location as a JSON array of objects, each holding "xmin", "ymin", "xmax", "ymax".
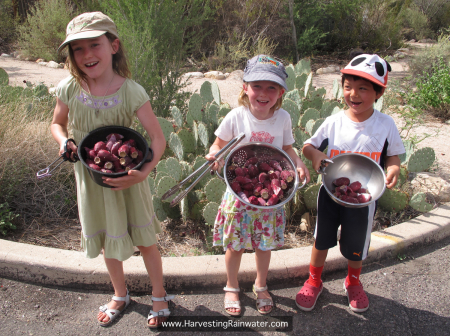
[
  {"xmin": 223, "ymin": 286, "xmax": 240, "ymax": 292},
  {"xmin": 112, "ymin": 289, "xmax": 130, "ymax": 303},
  {"xmin": 224, "ymin": 299, "xmax": 241, "ymax": 309},
  {"xmin": 256, "ymin": 298, "xmax": 273, "ymax": 309},
  {"xmin": 151, "ymin": 293, "xmax": 174, "ymax": 302},
  {"xmin": 148, "ymin": 308, "xmax": 171, "ymax": 320},
  {"xmin": 253, "ymin": 284, "xmax": 268, "ymax": 292}
]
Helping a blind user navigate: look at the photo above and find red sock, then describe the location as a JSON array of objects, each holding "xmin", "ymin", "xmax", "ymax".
[
  {"xmin": 307, "ymin": 264, "xmax": 323, "ymax": 288},
  {"xmin": 347, "ymin": 265, "xmax": 362, "ymax": 286}
]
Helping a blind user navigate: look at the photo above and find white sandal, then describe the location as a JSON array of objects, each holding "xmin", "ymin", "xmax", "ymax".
[
  {"xmin": 147, "ymin": 292, "xmax": 175, "ymax": 329},
  {"xmin": 98, "ymin": 289, "xmax": 131, "ymax": 327},
  {"xmin": 253, "ymin": 284, "xmax": 273, "ymax": 315},
  {"xmin": 223, "ymin": 286, "xmax": 241, "ymax": 316}
]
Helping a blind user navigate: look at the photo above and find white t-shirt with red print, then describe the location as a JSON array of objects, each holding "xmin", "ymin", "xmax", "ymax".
[
  {"xmin": 304, "ymin": 109, "xmax": 405, "ymax": 168},
  {"xmin": 214, "ymin": 106, "xmax": 295, "ymax": 149}
]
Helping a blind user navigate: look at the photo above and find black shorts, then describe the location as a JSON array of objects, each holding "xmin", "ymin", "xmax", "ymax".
[{"xmin": 314, "ymin": 186, "xmax": 376, "ymax": 261}]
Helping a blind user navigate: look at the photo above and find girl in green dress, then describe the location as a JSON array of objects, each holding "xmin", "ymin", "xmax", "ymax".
[{"xmin": 51, "ymin": 12, "xmax": 172, "ymax": 328}]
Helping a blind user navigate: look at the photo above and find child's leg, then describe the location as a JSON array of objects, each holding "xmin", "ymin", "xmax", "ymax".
[
  {"xmin": 254, "ymin": 249, "xmax": 272, "ymax": 312},
  {"xmin": 98, "ymin": 254, "xmax": 127, "ymax": 323},
  {"xmin": 138, "ymin": 244, "xmax": 169, "ymax": 326},
  {"xmin": 225, "ymin": 248, "xmax": 245, "ymax": 314}
]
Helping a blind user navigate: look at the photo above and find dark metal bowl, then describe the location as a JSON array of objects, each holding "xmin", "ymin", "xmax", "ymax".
[
  {"xmin": 322, "ymin": 153, "xmax": 386, "ymax": 208},
  {"xmin": 77, "ymin": 126, "xmax": 152, "ymax": 188}
]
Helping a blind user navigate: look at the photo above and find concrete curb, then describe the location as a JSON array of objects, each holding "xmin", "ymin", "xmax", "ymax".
[{"xmin": 1, "ymin": 203, "xmax": 449, "ymax": 292}]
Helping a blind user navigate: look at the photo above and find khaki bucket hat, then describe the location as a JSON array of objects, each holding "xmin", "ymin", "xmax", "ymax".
[{"xmin": 58, "ymin": 12, "xmax": 118, "ymax": 52}]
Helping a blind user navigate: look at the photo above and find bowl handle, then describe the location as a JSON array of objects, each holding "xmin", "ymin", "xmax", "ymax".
[
  {"xmin": 296, "ymin": 177, "xmax": 308, "ymax": 190},
  {"xmin": 144, "ymin": 148, "xmax": 154, "ymax": 163}
]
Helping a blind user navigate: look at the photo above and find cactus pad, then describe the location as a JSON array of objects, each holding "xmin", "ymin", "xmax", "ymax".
[
  {"xmin": 218, "ymin": 104, "xmax": 231, "ymax": 118},
  {"xmin": 152, "ymin": 196, "xmax": 168, "ymax": 221},
  {"xmin": 171, "ymin": 106, "xmax": 184, "ymax": 128},
  {"xmin": 407, "ymin": 147, "xmax": 435, "ymax": 172},
  {"xmin": 179, "ymin": 160, "xmax": 192, "ymax": 179},
  {"xmin": 211, "ymin": 81, "xmax": 221, "ymax": 105},
  {"xmin": 205, "ymin": 177, "xmax": 226, "ymax": 203},
  {"xmin": 162, "ymin": 201, "xmax": 182, "ymax": 219},
  {"xmin": 305, "ymin": 119, "xmax": 315, "ymax": 135},
  {"xmin": 0, "ymin": 68, "xmax": 9, "ymax": 86},
  {"xmin": 374, "ymin": 96, "xmax": 383, "ymax": 112},
  {"xmin": 198, "ymin": 122, "xmax": 210, "ymax": 148},
  {"xmin": 200, "ymin": 81, "xmax": 214, "ymax": 104},
  {"xmin": 321, "ymin": 101, "xmax": 340, "ymax": 118},
  {"xmin": 309, "ymin": 97, "xmax": 323, "ymax": 111},
  {"xmin": 399, "ymin": 140, "xmax": 414, "ymax": 165},
  {"xmin": 311, "ymin": 119, "xmax": 325, "ymax": 136},
  {"xmin": 409, "ymin": 192, "xmax": 433, "ymax": 212},
  {"xmin": 157, "ymin": 117, "xmax": 174, "ymax": 141},
  {"xmin": 284, "ymin": 89, "xmax": 302, "ymax": 109},
  {"xmin": 303, "ymin": 184, "xmax": 321, "ymax": 210},
  {"xmin": 169, "ymin": 132, "xmax": 185, "ymax": 161},
  {"xmin": 311, "ymin": 87, "xmax": 326, "ymax": 99},
  {"xmin": 190, "ymin": 200, "xmax": 208, "ymax": 220},
  {"xmin": 295, "ymin": 73, "xmax": 308, "ymax": 91},
  {"xmin": 148, "ymin": 177, "xmax": 156, "ymax": 194},
  {"xmin": 285, "ymin": 65, "xmax": 296, "ymax": 91},
  {"xmin": 282, "ymin": 98, "xmax": 300, "ymax": 128},
  {"xmin": 156, "ymin": 175, "xmax": 178, "ymax": 202},
  {"xmin": 178, "ymin": 129, "xmax": 196, "ymax": 153},
  {"xmin": 156, "ymin": 159, "xmax": 167, "ymax": 174},
  {"xmin": 332, "ymin": 79, "xmax": 340, "ymax": 100},
  {"xmin": 202, "ymin": 202, "xmax": 219, "ymax": 225},
  {"xmin": 378, "ymin": 188, "xmax": 409, "ymax": 212},
  {"xmin": 300, "ymin": 108, "xmax": 320, "ymax": 128},
  {"xmin": 294, "ymin": 128, "xmax": 310, "ymax": 148},
  {"xmin": 331, "ymin": 106, "xmax": 341, "ymax": 115},
  {"xmin": 207, "ymin": 103, "xmax": 219, "ymax": 126},
  {"xmin": 304, "ymin": 73, "xmax": 313, "ymax": 98},
  {"xmin": 296, "ymin": 58, "xmax": 311, "ymax": 75},
  {"xmin": 188, "ymin": 93, "xmax": 203, "ymax": 120},
  {"xmin": 165, "ymin": 157, "xmax": 183, "ymax": 181}
]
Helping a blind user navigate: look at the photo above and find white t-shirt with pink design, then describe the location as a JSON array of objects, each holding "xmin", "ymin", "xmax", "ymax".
[{"xmin": 214, "ymin": 106, "xmax": 295, "ymax": 149}]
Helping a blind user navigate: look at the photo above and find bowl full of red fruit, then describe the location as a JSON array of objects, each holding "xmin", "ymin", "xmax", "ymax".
[
  {"xmin": 220, "ymin": 142, "xmax": 307, "ymax": 209},
  {"xmin": 78, "ymin": 126, "xmax": 152, "ymax": 188},
  {"xmin": 322, "ymin": 153, "xmax": 386, "ymax": 208}
]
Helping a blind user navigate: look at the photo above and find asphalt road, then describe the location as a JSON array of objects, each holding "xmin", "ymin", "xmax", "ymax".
[{"xmin": 1, "ymin": 236, "xmax": 449, "ymax": 336}]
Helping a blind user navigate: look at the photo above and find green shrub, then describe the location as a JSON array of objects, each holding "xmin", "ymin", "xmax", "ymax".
[
  {"xmin": 0, "ymin": 202, "xmax": 18, "ymax": 235},
  {"xmin": 408, "ymin": 57, "xmax": 450, "ymax": 120},
  {"xmin": 0, "ymin": 0, "xmax": 17, "ymax": 53},
  {"xmin": 408, "ymin": 35, "xmax": 450, "ymax": 79},
  {"xmin": 100, "ymin": 0, "xmax": 212, "ymax": 118},
  {"xmin": 16, "ymin": 0, "xmax": 75, "ymax": 62}
]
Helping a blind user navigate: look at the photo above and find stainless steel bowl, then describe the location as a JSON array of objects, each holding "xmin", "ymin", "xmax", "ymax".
[
  {"xmin": 322, "ymin": 153, "xmax": 386, "ymax": 208},
  {"xmin": 220, "ymin": 142, "xmax": 306, "ymax": 209}
]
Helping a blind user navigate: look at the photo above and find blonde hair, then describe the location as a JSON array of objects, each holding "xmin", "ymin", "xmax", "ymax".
[
  {"xmin": 64, "ymin": 32, "xmax": 131, "ymax": 87},
  {"xmin": 238, "ymin": 82, "xmax": 284, "ymax": 112}
]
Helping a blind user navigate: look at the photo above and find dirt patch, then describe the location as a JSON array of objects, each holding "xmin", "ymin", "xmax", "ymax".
[{"xmin": 2, "ymin": 43, "xmax": 449, "ymax": 257}]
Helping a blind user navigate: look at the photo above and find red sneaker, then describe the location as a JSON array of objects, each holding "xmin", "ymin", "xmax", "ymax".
[
  {"xmin": 295, "ymin": 280, "xmax": 323, "ymax": 312},
  {"xmin": 343, "ymin": 279, "xmax": 369, "ymax": 313}
]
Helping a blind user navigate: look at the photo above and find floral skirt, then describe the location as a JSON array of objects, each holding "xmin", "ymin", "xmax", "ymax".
[{"xmin": 212, "ymin": 191, "xmax": 286, "ymax": 251}]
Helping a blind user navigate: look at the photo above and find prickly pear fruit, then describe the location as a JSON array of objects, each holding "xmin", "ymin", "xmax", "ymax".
[
  {"xmin": 257, "ymin": 197, "xmax": 266, "ymax": 206},
  {"xmin": 243, "ymin": 190, "xmax": 251, "ymax": 198},
  {"xmin": 269, "ymin": 160, "xmax": 283, "ymax": 172},
  {"xmin": 85, "ymin": 147, "xmax": 96, "ymax": 160},
  {"xmin": 129, "ymin": 146, "xmax": 139, "ymax": 159},
  {"xmin": 120, "ymin": 156, "xmax": 132, "ymax": 166},
  {"xmin": 280, "ymin": 180, "xmax": 287, "ymax": 190},
  {"xmin": 259, "ymin": 172, "xmax": 268, "ymax": 183},
  {"xmin": 238, "ymin": 191, "xmax": 249, "ymax": 203},
  {"xmin": 258, "ymin": 162, "xmax": 272, "ymax": 173},
  {"xmin": 254, "ymin": 183, "xmax": 263, "ymax": 196},
  {"xmin": 88, "ymin": 163, "xmax": 102, "ymax": 171},
  {"xmin": 97, "ymin": 149, "xmax": 119, "ymax": 162},
  {"xmin": 242, "ymin": 183, "xmax": 254, "ymax": 191},
  {"xmin": 266, "ymin": 194, "xmax": 279, "ymax": 206},
  {"xmin": 359, "ymin": 188, "xmax": 369, "ymax": 194},
  {"xmin": 269, "ymin": 171, "xmax": 281, "ymax": 180},
  {"xmin": 125, "ymin": 163, "xmax": 137, "ymax": 171},
  {"xmin": 135, "ymin": 150, "xmax": 143, "ymax": 163},
  {"xmin": 94, "ymin": 141, "xmax": 107, "ymax": 153},
  {"xmin": 235, "ymin": 176, "xmax": 252, "ymax": 185},
  {"xmin": 110, "ymin": 141, "xmax": 122, "ymax": 157},
  {"xmin": 348, "ymin": 181, "xmax": 361, "ymax": 193},
  {"xmin": 333, "ymin": 177, "xmax": 350, "ymax": 187},
  {"xmin": 101, "ymin": 169, "xmax": 113, "ymax": 174},
  {"xmin": 260, "ymin": 188, "xmax": 270, "ymax": 200},
  {"xmin": 103, "ymin": 161, "xmax": 113, "ymax": 170},
  {"xmin": 271, "ymin": 179, "xmax": 281, "ymax": 195},
  {"xmin": 244, "ymin": 157, "xmax": 258, "ymax": 167},
  {"xmin": 357, "ymin": 193, "xmax": 372, "ymax": 203},
  {"xmin": 231, "ymin": 182, "xmax": 242, "ymax": 193},
  {"xmin": 247, "ymin": 164, "xmax": 259, "ymax": 177},
  {"xmin": 118, "ymin": 144, "xmax": 130, "ymax": 158},
  {"xmin": 248, "ymin": 196, "xmax": 259, "ymax": 205},
  {"xmin": 339, "ymin": 185, "xmax": 348, "ymax": 193},
  {"xmin": 123, "ymin": 139, "xmax": 136, "ymax": 147},
  {"xmin": 280, "ymin": 170, "xmax": 294, "ymax": 183},
  {"xmin": 106, "ymin": 133, "xmax": 124, "ymax": 141},
  {"xmin": 106, "ymin": 134, "xmax": 116, "ymax": 151},
  {"xmin": 235, "ymin": 167, "xmax": 246, "ymax": 176}
]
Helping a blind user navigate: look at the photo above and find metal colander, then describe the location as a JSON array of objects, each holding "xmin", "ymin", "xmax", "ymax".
[{"xmin": 218, "ymin": 142, "xmax": 306, "ymax": 209}]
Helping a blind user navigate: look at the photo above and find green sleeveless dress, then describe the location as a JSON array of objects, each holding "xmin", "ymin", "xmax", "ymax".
[{"xmin": 57, "ymin": 76, "xmax": 161, "ymax": 261}]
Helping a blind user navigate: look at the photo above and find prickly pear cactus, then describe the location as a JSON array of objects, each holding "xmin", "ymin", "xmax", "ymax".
[
  {"xmin": 294, "ymin": 129, "xmax": 309, "ymax": 149},
  {"xmin": 198, "ymin": 122, "xmax": 209, "ymax": 148},
  {"xmin": 203, "ymin": 202, "xmax": 219, "ymax": 226},
  {"xmin": 148, "ymin": 177, "xmax": 156, "ymax": 194},
  {"xmin": 407, "ymin": 147, "xmax": 435, "ymax": 173},
  {"xmin": 300, "ymin": 108, "xmax": 320, "ymax": 128},
  {"xmin": 374, "ymin": 96, "xmax": 383, "ymax": 112},
  {"xmin": 158, "ymin": 117, "xmax": 175, "ymax": 141},
  {"xmin": 156, "ymin": 176, "xmax": 178, "ymax": 202},
  {"xmin": 190, "ymin": 200, "xmax": 208, "ymax": 220},
  {"xmin": 305, "ymin": 119, "xmax": 315, "ymax": 135},
  {"xmin": 162, "ymin": 201, "xmax": 182, "ymax": 219},
  {"xmin": 178, "ymin": 129, "xmax": 196, "ymax": 153},
  {"xmin": 165, "ymin": 157, "xmax": 183, "ymax": 181},
  {"xmin": 282, "ymin": 98, "xmax": 300, "ymax": 128},
  {"xmin": 311, "ymin": 119, "xmax": 325, "ymax": 136},
  {"xmin": 332, "ymin": 79, "xmax": 340, "ymax": 100},
  {"xmin": 169, "ymin": 132, "xmax": 184, "ymax": 161},
  {"xmin": 200, "ymin": 81, "xmax": 214, "ymax": 104},
  {"xmin": 211, "ymin": 81, "xmax": 221, "ymax": 105},
  {"xmin": 284, "ymin": 89, "xmax": 302, "ymax": 109},
  {"xmin": 303, "ymin": 184, "xmax": 321, "ymax": 210},
  {"xmin": 399, "ymin": 140, "xmax": 414, "ymax": 165},
  {"xmin": 188, "ymin": 93, "xmax": 203, "ymax": 120},
  {"xmin": 378, "ymin": 188, "xmax": 409, "ymax": 212},
  {"xmin": 204, "ymin": 177, "xmax": 226, "ymax": 204},
  {"xmin": 171, "ymin": 106, "xmax": 184, "ymax": 128},
  {"xmin": 285, "ymin": 65, "xmax": 296, "ymax": 91},
  {"xmin": 152, "ymin": 196, "xmax": 168, "ymax": 221},
  {"xmin": 0, "ymin": 68, "xmax": 9, "ymax": 86},
  {"xmin": 218, "ymin": 104, "xmax": 231, "ymax": 118},
  {"xmin": 296, "ymin": 73, "xmax": 308, "ymax": 91},
  {"xmin": 295, "ymin": 59, "xmax": 311, "ymax": 76},
  {"xmin": 409, "ymin": 192, "xmax": 433, "ymax": 212},
  {"xmin": 304, "ymin": 73, "xmax": 313, "ymax": 98}
]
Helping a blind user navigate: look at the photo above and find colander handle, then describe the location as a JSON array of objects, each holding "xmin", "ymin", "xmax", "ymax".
[{"xmin": 296, "ymin": 177, "xmax": 308, "ymax": 190}]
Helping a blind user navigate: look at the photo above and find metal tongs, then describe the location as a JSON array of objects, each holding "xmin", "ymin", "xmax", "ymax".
[
  {"xmin": 36, "ymin": 139, "xmax": 79, "ymax": 179},
  {"xmin": 317, "ymin": 159, "xmax": 334, "ymax": 175},
  {"xmin": 162, "ymin": 133, "xmax": 246, "ymax": 207}
]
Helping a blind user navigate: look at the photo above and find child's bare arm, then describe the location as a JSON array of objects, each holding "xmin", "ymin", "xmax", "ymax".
[
  {"xmin": 283, "ymin": 145, "xmax": 310, "ymax": 183},
  {"xmin": 206, "ymin": 137, "xmax": 229, "ymax": 171},
  {"xmin": 385, "ymin": 155, "xmax": 401, "ymax": 189},
  {"xmin": 302, "ymin": 144, "xmax": 329, "ymax": 172},
  {"xmin": 50, "ymin": 98, "xmax": 77, "ymax": 157}
]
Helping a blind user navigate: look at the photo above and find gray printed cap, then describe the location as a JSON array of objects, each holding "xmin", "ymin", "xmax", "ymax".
[{"xmin": 243, "ymin": 55, "xmax": 288, "ymax": 91}]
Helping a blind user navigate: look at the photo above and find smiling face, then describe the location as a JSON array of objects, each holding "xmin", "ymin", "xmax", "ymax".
[
  {"xmin": 243, "ymin": 81, "xmax": 285, "ymax": 119},
  {"xmin": 69, "ymin": 34, "xmax": 119, "ymax": 81},
  {"xmin": 343, "ymin": 76, "xmax": 384, "ymax": 122}
]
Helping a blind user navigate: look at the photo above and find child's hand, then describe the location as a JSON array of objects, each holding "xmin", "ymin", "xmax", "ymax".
[
  {"xmin": 102, "ymin": 169, "xmax": 146, "ymax": 191},
  {"xmin": 385, "ymin": 165, "xmax": 400, "ymax": 189},
  {"xmin": 311, "ymin": 151, "xmax": 330, "ymax": 173},
  {"xmin": 205, "ymin": 152, "xmax": 224, "ymax": 171},
  {"xmin": 296, "ymin": 160, "xmax": 311, "ymax": 184},
  {"xmin": 59, "ymin": 139, "xmax": 78, "ymax": 161}
]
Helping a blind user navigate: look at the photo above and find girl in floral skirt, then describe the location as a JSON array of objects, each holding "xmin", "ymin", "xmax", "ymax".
[{"xmin": 205, "ymin": 55, "xmax": 310, "ymax": 316}]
